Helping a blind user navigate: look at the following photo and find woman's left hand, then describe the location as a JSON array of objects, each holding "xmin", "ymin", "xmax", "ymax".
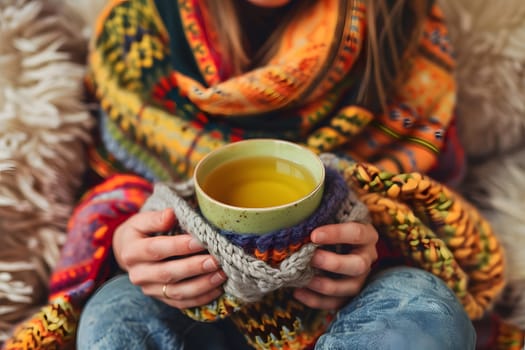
[{"xmin": 294, "ymin": 222, "xmax": 378, "ymax": 310}]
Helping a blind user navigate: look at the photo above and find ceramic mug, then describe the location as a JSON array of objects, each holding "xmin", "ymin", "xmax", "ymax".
[{"xmin": 193, "ymin": 139, "xmax": 325, "ymax": 234}]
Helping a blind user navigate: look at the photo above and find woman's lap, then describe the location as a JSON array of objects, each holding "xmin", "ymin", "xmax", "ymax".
[{"xmin": 78, "ymin": 267, "xmax": 475, "ymax": 350}]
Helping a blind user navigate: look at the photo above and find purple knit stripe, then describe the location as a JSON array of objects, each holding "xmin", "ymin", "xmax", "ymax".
[{"xmin": 218, "ymin": 167, "xmax": 348, "ymax": 253}]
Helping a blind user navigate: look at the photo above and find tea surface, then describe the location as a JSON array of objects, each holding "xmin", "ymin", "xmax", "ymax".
[{"xmin": 201, "ymin": 156, "xmax": 317, "ymax": 208}]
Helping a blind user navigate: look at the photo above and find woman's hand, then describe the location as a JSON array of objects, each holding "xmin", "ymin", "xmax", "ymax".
[
  {"xmin": 113, "ymin": 208, "xmax": 226, "ymax": 309},
  {"xmin": 294, "ymin": 222, "xmax": 378, "ymax": 310}
]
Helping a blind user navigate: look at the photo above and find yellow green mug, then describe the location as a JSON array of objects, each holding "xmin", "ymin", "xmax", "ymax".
[{"xmin": 193, "ymin": 139, "xmax": 325, "ymax": 234}]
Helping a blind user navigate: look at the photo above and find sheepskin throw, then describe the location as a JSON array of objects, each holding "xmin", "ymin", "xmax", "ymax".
[
  {"xmin": 0, "ymin": 0, "xmax": 94, "ymax": 343},
  {"xmin": 439, "ymin": 0, "xmax": 525, "ymax": 338},
  {"xmin": 439, "ymin": 0, "xmax": 525, "ymax": 159}
]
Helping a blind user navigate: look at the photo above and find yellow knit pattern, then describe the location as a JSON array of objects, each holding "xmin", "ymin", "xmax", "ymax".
[{"xmin": 346, "ymin": 162, "xmax": 505, "ymax": 320}]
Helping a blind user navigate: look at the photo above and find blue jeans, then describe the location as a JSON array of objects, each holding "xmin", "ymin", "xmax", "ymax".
[{"xmin": 77, "ymin": 267, "xmax": 476, "ymax": 349}]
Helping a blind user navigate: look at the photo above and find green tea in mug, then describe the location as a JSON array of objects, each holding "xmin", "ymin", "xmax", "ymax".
[{"xmin": 201, "ymin": 156, "xmax": 317, "ymax": 208}]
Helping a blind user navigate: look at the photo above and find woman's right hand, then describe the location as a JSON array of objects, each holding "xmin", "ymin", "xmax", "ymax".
[{"xmin": 113, "ymin": 208, "xmax": 226, "ymax": 309}]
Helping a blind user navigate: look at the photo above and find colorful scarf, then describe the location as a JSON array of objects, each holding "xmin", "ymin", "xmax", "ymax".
[
  {"xmin": 3, "ymin": 0, "xmax": 523, "ymax": 349},
  {"xmin": 88, "ymin": 0, "xmax": 462, "ymax": 183}
]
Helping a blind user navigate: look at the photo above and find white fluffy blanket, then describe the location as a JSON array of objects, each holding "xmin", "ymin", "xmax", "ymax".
[
  {"xmin": 0, "ymin": 0, "xmax": 100, "ymax": 342},
  {"xmin": 439, "ymin": 0, "xmax": 525, "ymax": 328},
  {"xmin": 439, "ymin": 0, "xmax": 525, "ymax": 159}
]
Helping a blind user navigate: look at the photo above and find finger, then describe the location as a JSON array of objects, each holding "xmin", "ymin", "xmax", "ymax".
[
  {"xmin": 128, "ymin": 254, "xmax": 221, "ymax": 285},
  {"xmin": 142, "ymin": 272, "xmax": 226, "ymax": 303},
  {"xmin": 162, "ymin": 271, "xmax": 226, "ymax": 301},
  {"xmin": 293, "ymin": 287, "xmax": 349, "ymax": 311},
  {"xmin": 311, "ymin": 223, "xmax": 378, "ymax": 246},
  {"xmin": 120, "ymin": 208, "xmax": 177, "ymax": 238},
  {"xmin": 303, "ymin": 274, "xmax": 367, "ymax": 297},
  {"xmin": 310, "ymin": 249, "xmax": 370, "ymax": 277},
  {"xmin": 121, "ymin": 234, "xmax": 206, "ymax": 266},
  {"xmin": 114, "ymin": 210, "xmax": 179, "ymax": 268},
  {"xmin": 162, "ymin": 287, "xmax": 224, "ymax": 309}
]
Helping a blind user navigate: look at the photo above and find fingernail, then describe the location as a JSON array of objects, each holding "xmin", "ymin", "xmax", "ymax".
[
  {"xmin": 188, "ymin": 238, "xmax": 203, "ymax": 250},
  {"xmin": 210, "ymin": 272, "xmax": 225, "ymax": 284},
  {"xmin": 312, "ymin": 231, "xmax": 325, "ymax": 244},
  {"xmin": 203, "ymin": 258, "xmax": 217, "ymax": 271}
]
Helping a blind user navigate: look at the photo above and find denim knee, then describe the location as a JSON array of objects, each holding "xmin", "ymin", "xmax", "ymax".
[
  {"xmin": 315, "ymin": 267, "xmax": 476, "ymax": 350},
  {"xmin": 77, "ymin": 274, "xmax": 189, "ymax": 350},
  {"xmin": 77, "ymin": 274, "xmax": 242, "ymax": 350}
]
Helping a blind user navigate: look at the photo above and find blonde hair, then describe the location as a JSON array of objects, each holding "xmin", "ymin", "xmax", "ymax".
[
  {"xmin": 202, "ymin": 0, "xmax": 315, "ymax": 74},
  {"xmin": 203, "ymin": 0, "xmax": 429, "ymax": 110},
  {"xmin": 362, "ymin": 0, "xmax": 429, "ymax": 109}
]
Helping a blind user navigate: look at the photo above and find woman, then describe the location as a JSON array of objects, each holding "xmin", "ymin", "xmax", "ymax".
[{"xmin": 3, "ymin": 0, "xmax": 508, "ymax": 349}]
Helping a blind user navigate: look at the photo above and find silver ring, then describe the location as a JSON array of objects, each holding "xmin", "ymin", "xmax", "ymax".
[{"xmin": 162, "ymin": 283, "xmax": 170, "ymax": 299}]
